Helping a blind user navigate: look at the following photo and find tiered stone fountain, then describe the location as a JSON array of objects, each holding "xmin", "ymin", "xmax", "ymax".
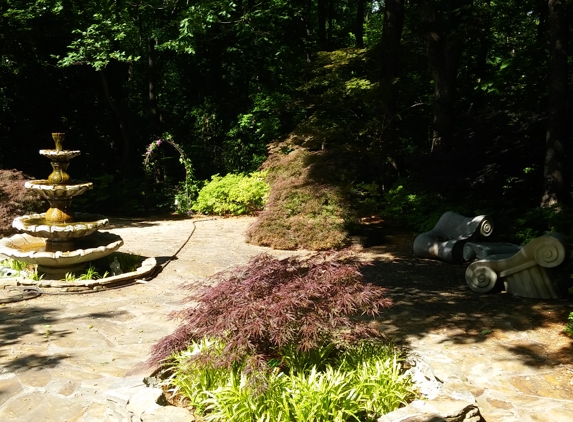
[{"xmin": 0, "ymin": 133, "xmax": 123, "ymax": 279}]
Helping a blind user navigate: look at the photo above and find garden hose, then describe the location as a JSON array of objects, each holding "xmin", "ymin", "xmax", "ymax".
[
  {"xmin": 0, "ymin": 286, "xmax": 42, "ymax": 303},
  {"xmin": 0, "ymin": 217, "xmax": 216, "ymax": 302}
]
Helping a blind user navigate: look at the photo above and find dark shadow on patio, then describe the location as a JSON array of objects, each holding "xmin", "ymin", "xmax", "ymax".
[
  {"xmin": 109, "ymin": 215, "xmax": 191, "ymax": 229},
  {"xmin": 360, "ymin": 230, "xmax": 573, "ymax": 369},
  {"xmin": 0, "ymin": 304, "xmax": 131, "ymax": 372},
  {"xmin": 0, "ymin": 304, "xmax": 71, "ymax": 371}
]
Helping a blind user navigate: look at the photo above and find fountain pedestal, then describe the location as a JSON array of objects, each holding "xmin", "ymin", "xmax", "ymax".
[{"xmin": 0, "ymin": 133, "xmax": 123, "ymax": 279}]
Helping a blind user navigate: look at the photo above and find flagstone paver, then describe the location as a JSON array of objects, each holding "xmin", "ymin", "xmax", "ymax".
[{"xmin": 0, "ymin": 216, "xmax": 571, "ymax": 421}]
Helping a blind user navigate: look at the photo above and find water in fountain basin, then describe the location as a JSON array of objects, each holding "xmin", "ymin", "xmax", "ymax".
[{"xmin": 20, "ymin": 215, "xmax": 105, "ymax": 228}]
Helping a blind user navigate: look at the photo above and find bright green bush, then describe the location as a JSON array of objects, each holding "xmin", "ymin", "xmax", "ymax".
[{"xmin": 191, "ymin": 171, "xmax": 269, "ymax": 216}]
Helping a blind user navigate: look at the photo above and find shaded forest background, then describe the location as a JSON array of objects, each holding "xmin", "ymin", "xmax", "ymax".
[{"xmin": 1, "ymin": 0, "xmax": 572, "ymax": 247}]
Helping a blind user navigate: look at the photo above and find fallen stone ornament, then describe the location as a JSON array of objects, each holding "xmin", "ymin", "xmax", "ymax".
[
  {"xmin": 462, "ymin": 241, "xmax": 522, "ymax": 261},
  {"xmin": 413, "ymin": 211, "xmax": 493, "ymax": 263},
  {"xmin": 465, "ymin": 233, "xmax": 565, "ymax": 299},
  {"xmin": 414, "ymin": 211, "xmax": 567, "ymax": 299}
]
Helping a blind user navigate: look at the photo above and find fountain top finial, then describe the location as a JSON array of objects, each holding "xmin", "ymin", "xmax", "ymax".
[{"xmin": 52, "ymin": 132, "xmax": 65, "ymax": 151}]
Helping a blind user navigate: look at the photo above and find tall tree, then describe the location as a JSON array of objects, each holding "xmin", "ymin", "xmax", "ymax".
[
  {"xmin": 147, "ymin": 37, "xmax": 162, "ymax": 136},
  {"xmin": 355, "ymin": 0, "xmax": 366, "ymax": 48},
  {"xmin": 416, "ymin": 0, "xmax": 471, "ymax": 152},
  {"xmin": 542, "ymin": 0, "xmax": 569, "ymax": 207},
  {"xmin": 379, "ymin": 0, "xmax": 404, "ymax": 147},
  {"xmin": 318, "ymin": 0, "xmax": 328, "ymax": 48}
]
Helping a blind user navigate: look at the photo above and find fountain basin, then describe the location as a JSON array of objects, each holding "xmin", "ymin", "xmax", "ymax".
[
  {"xmin": 0, "ymin": 257, "xmax": 157, "ymax": 292},
  {"xmin": 0, "ymin": 231, "xmax": 123, "ymax": 279},
  {"xmin": 39, "ymin": 149, "xmax": 81, "ymax": 160},
  {"xmin": 13, "ymin": 212, "xmax": 109, "ymax": 239},
  {"xmin": 25, "ymin": 180, "xmax": 93, "ymax": 199}
]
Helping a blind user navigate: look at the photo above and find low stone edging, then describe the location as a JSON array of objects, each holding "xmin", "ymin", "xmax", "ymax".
[
  {"xmin": 0, "ymin": 257, "xmax": 157, "ymax": 293},
  {"xmin": 104, "ymin": 375, "xmax": 195, "ymax": 422},
  {"xmin": 378, "ymin": 353, "xmax": 485, "ymax": 422}
]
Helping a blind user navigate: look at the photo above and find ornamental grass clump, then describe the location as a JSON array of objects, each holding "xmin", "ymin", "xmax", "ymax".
[
  {"xmin": 165, "ymin": 339, "xmax": 414, "ymax": 421},
  {"xmin": 151, "ymin": 249, "xmax": 415, "ymax": 420}
]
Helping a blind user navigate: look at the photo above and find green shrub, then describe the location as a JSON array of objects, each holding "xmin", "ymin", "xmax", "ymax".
[
  {"xmin": 566, "ymin": 288, "xmax": 573, "ymax": 338},
  {"xmin": 191, "ymin": 171, "xmax": 269, "ymax": 216}
]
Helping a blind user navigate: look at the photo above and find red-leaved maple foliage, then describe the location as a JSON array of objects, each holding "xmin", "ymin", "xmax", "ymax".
[
  {"xmin": 0, "ymin": 169, "xmax": 44, "ymax": 237},
  {"xmin": 149, "ymin": 249, "xmax": 392, "ymax": 368}
]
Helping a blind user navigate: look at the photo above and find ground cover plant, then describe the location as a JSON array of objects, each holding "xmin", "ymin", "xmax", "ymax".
[
  {"xmin": 566, "ymin": 313, "xmax": 573, "ymax": 338},
  {"xmin": 62, "ymin": 252, "xmax": 142, "ymax": 280},
  {"xmin": 62, "ymin": 265, "xmax": 108, "ymax": 281},
  {"xmin": 0, "ymin": 259, "xmax": 44, "ymax": 280},
  {"xmin": 566, "ymin": 288, "xmax": 573, "ymax": 338},
  {"xmin": 150, "ymin": 249, "xmax": 415, "ymax": 420},
  {"xmin": 0, "ymin": 258, "xmax": 31, "ymax": 277}
]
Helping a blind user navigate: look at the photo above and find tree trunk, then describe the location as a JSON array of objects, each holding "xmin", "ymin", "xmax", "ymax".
[
  {"xmin": 537, "ymin": 0, "xmax": 550, "ymax": 45},
  {"xmin": 148, "ymin": 37, "xmax": 163, "ymax": 136},
  {"xmin": 99, "ymin": 69, "xmax": 131, "ymax": 173},
  {"xmin": 379, "ymin": 0, "xmax": 404, "ymax": 147},
  {"xmin": 542, "ymin": 0, "xmax": 568, "ymax": 207},
  {"xmin": 327, "ymin": 0, "xmax": 334, "ymax": 48},
  {"xmin": 355, "ymin": 0, "xmax": 365, "ymax": 48},
  {"xmin": 417, "ymin": 0, "xmax": 468, "ymax": 153},
  {"xmin": 318, "ymin": 0, "xmax": 327, "ymax": 48},
  {"xmin": 473, "ymin": 0, "xmax": 491, "ymax": 111},
  {"xmin": 300, "ymin": 0, "xmax": 312, "ymax": 62}
]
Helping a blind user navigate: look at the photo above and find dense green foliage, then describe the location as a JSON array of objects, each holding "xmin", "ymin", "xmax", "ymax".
[
  {"xmin": 2, "ymin": 0, "xmax": 573, "ymax": 333},
  {"xmin": 567, "ymin": 288, "xmax": 573, "ymax": 338},
  {"xmin": 566, "ymin": 312, "xmax": 573, "ymax": 338},
  {"xmin": 2, "ymin": 0, "xmax": 571, "ymax": 218}
]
